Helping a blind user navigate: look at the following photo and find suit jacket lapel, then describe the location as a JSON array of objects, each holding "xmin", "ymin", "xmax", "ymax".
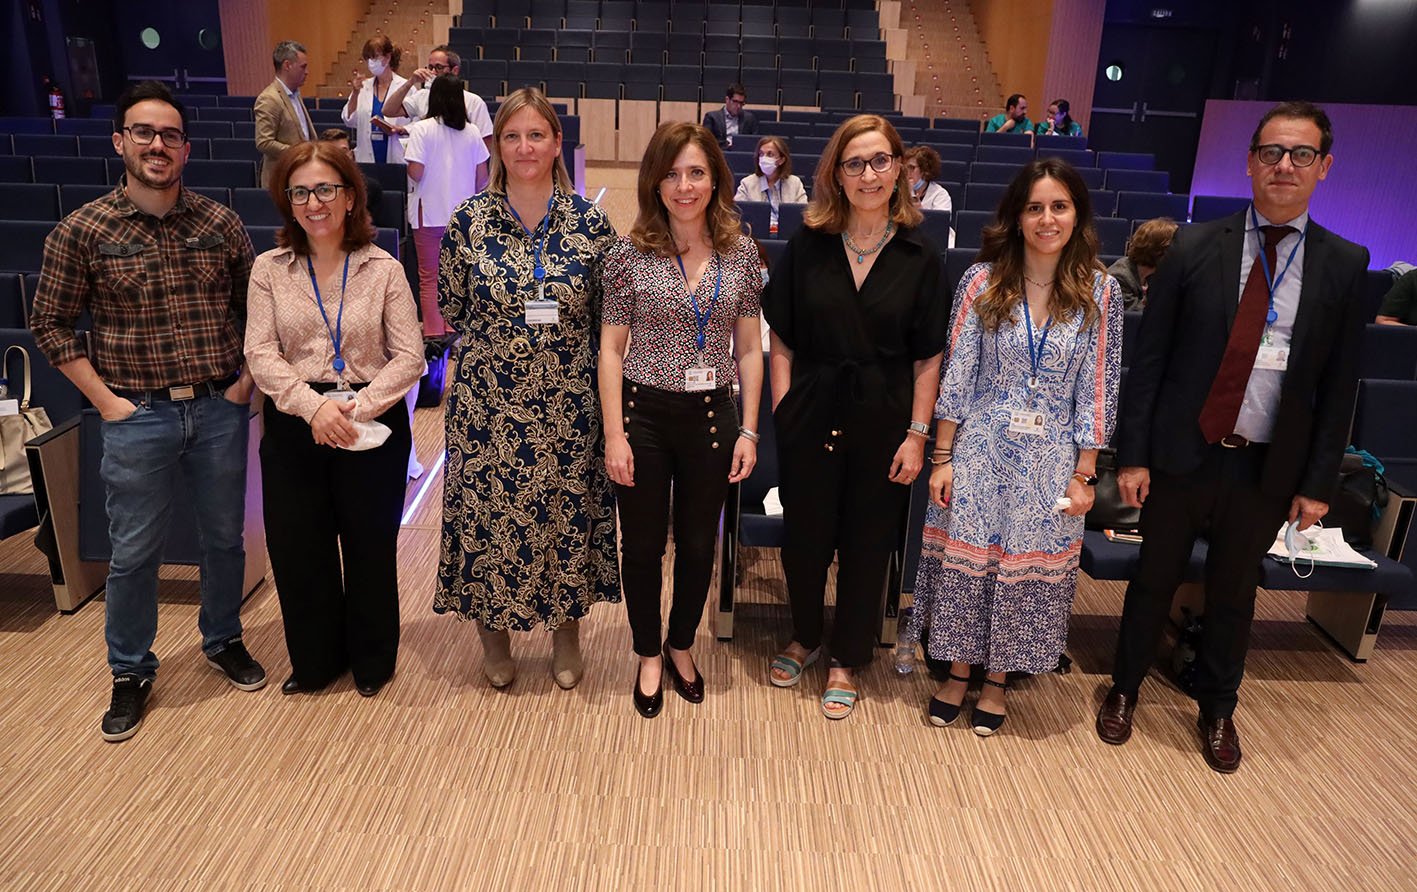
[
  {"xmin": 1287, "ymin": 222, "xmax": 1328, "ymax": 373},
  {"xmin": 1220, "ymin": 211, "xmax": 1245, "ymax": 331}
]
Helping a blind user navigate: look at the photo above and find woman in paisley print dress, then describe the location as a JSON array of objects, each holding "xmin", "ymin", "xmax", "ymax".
[
  {"xmin": 433, "ymin": 88, "xmax": 621, "ymax": 690},
  {"xmin": 902, "ymin": 158, "xmax": 1122, "ymax": 736}
]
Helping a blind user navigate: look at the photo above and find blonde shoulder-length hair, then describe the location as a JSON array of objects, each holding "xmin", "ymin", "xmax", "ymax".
[
  {"xmin": 803, "ymin": 114, "xmax": 923, "ymax": 234},
  {"xmin": 487, "ymin": 87, "xmax": 573, "ymax": 194},
  {"xmin": 628, "ymin": 121, "xmax": 742, "ymax": 257}
]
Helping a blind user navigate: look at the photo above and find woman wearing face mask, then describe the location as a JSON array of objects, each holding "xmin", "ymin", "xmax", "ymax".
[
  {"xmin": 903, "ymin": 146, "xmax": 953, "ymax": 212},
  {"xmin": 1036, "ymin": 99, "xmax": 1083, "ymax": 138},
  {"xmin": 901, "ymin": 158, "xmax": 1121, "ymax": 736},
  {"xmin": 341, "ymin": 36, "xmax": 410, "ymax": 165},
  {"xmin": 762, "ymin": 115, "xmax": 949, "ymax": 720},
  {"xmin": 600, "ymin": 121, "xmax": 763, "ymax": 718},
  {"xmin": 733, "ymin": 136, "xmax": 808, "ymax": 233},
  {"xmin": 244, "ymin": 140, "xmax": 425, "ymax": 697}
]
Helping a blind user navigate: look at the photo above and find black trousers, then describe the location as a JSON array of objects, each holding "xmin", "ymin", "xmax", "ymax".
[
  {"xmin": 260, "ymin": 393, "xmax": 411, "ymax": 688},
  {"xmin": 616, "ymin": 379, "xmax": 736, "ymax": 658},
  {"xmin": 778, "ymin": 411, "xmax": 907, "ymax": 669},
  {"xmin": 1111, "ymin": 444, "xmax": 1291, "ymax": 718}
]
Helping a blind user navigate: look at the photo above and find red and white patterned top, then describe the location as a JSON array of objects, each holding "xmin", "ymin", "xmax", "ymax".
[{"xmin": 601, "ymin": 233, "xmax": 762, "ymax": 392}]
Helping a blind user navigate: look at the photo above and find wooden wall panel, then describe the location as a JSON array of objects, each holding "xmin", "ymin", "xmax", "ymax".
[
  {"xmin": 219, "ymin": 0, "xmax": 272, "ymax": 97},
  {"xmin": 968, "ymin": 0, "xmax": 1051, "ymax": 118},
  {"xmin": 1041, "ymin": 0, "xmax": 1105, "ymax": 134}
]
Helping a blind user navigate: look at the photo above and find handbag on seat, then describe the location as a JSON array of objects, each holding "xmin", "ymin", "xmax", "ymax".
[{"xmin": 0, "ymin": 344, "xmax": 55, "ymax": 495}]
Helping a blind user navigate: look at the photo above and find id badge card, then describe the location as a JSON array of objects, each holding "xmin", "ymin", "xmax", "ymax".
[
  {"xmin": 327, "ymin": 380, "xmax": 356, "ymax": 403},
  {"xmin": 1008, "ymin": 409, "xmax": 1047, "ymax": 436},
  {"xmin": 525, "ymin": 297, "xmax": 559, "ymax": 325},
  {"xmin": 685, "ymin": 365, "xmax": 717, "ymax": 392},
  {"xmin": 1254, "ymin": 345, "xmax": 1289, "ymax": 371},
  {"xmin": 369, "ymin": 128, "xmax": 386, "ymax": 142}
]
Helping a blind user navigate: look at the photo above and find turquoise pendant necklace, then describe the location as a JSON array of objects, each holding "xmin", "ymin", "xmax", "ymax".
[{"xmin": 842, "ymin": 221, "xmax": 895, "ymax": 263}]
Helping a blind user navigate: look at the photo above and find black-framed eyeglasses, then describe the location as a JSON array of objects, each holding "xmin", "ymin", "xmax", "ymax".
[
  {"xmin": 837, "ymin": 152, "xmax": 897, "ymax": 177},
  {"xmin": 1253, "ymin": 143, "xmax": 1320, "ymax": 168},
  {"xmin": 123, "ymin": 125, "xmax": 187, "ymax": 148},
  {"xmin": 428, "ymin": 63, "xmax": 451, "ymax": 72},
  {"xmin": 285, "ymin": 182, "xmax": 349, "ymax": 205}
]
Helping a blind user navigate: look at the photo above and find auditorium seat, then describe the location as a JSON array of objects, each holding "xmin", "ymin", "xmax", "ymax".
[
  {"xmin": 197, "ymin": 108, "xmax": 252, "ymax": 123},
  {"xmin": 944, "ymin": 247, "xmax": 979, "ymax": 298},
  {"xmin": 777, "ymin": 203, "xmax": 805, "ymax": 241},
  {"xmin": 209, "ymin": 138, "xmax": 261, "ymax": 162},
  {"xmin": 1359, "ymin": 324, "xmax": 1417, "ymax": 381},
  {"xmin": 1075, "ymin": 167, "xmax": 1105, "ymax": 189},
  {"xmin": 1115, "ymin": 192, "xmax": 1189, "ymax": 223},
  {"xmin": 1190, "ymin": 194, "xmax": 1250, "ymax": 222},
  {"xmin": 1089, "ymin": 188, "xmax": 1117, "ymax": 217},
  {"xmin": 917, "ymin": 209, "xmax": 952, "ymax": 250},
  {"xmin": 231, "ymin": 188, "xmax": 283, "ymax": 227},
  {"xmin": 1105, "ymin": 169, "xmax": 1169, "ymax": 193},
  {"xmin": 181, "ymin": 159, "xmax": 258, "ymax": 189},
  {"xmin": 33, "ymin": 157, "xmax": 106, "ymax": 185},
  {"xmin": 954, "ymin": 210, "xmax": 992, "ymax": 250},
  {"xmin": 55, "ymin": 119, "xmax": 112, "ymax": 137},
  {"xmin": 976, "ymin": 145, "xmax": 1033, "ymax": 166},
  {"xmin": 845, "ymin": 7, "xmax": 879, "ymax": 40},
  {"xmin": 0, "ymin": 183, "xmax": 60, "ymax": 221},
  {"xmin": 964, "ymin": 182, "xmax": 1006, "ymax": 212},
  {"xmin": 968, "ymin": 162, "xmax": 1022, "ymax": 185},
  {"xmin": 1097, "ymin": 151, "xmax": 1154, "ymax": 170},
  {"xmin": 1352, "ymin": 379, "xmax": 1417, "ymax": 491},
  {"xmin": 77, "ymin": 135, "xmax": 117, "ymax": 157},
  {"xmin": 0, "ymin": 220, "xmax": 56, "ymax": 273},
  {"xmin": 933, "ymin": 117, "xmax": 982, "ymax": 134},
  {"xmin": 1036, "ymin": 147, "xmax": 1093, "ymax": 168},
  {"xmin": 0, "ymin": 273, "xmax": 25, "ymax": 328},
  {"xmin": 1035, "ymin": 134, "xmax": 1087, "ymax": 151},
  {"xmin": 508, "ymin": 60, "xmax": 548, "ymax": 92},
  {"xmin": 778, "ymin": 69, "xmax": 818, "ymax": 107},
  {"xmin": 851, "ymin": 40, "xmax": 888, "ymax": 74},
  {"xmin": 1094, "ymin": 217, "xmax": 1131, "ymax": 256},
  {"xmin": 621, "ymin": 64, "xmax": 661, "ymax": 101},
  {"xmin": 979, "ymin": 131, "xmax": 1031, "ymax": 147},
  {"xmin": 926, "ymin": 144, "xmax": 974, "ymax": 165},
  {"xmin": 13, "ymin": 134, "xmax": 78, "ymax": 157},
  {"xmin": 0, "ymin": 117, "xmax": 54, "ymax": 134},
  {"xmin": 737, "ymin": 200, "xmax": 771, "ymax": 241}
]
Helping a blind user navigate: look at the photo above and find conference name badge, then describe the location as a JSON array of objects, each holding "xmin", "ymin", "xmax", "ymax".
[
  {"xmin": 525, "ymin": 299, "xmax": 559, "ymax": 325},
  {"xmin": 685, "ymin": 365, "xmax": 717, "ymax": 392},
  {"xmin": 1008, "ymin": 409, "xmax": 1047, "ymax": 436},
  {"xmin": 1254, "ymin": 345, "xmax": 1289, "ymax": 371}
]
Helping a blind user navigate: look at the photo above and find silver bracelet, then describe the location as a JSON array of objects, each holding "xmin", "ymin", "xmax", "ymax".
[{"xmin": 739, "ymin": 427, "xmax": 761, "ymax": 443}]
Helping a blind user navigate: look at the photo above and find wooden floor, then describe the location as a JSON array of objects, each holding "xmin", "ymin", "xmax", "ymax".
[{"xmin": 3, "ymin": 401, "xmax": 1417, "ymax": 891}]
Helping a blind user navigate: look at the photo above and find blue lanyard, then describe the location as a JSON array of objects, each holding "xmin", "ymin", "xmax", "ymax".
[
  {"xmin": 1022, "ymin": 298, "xmax": 1051, "ymax": 387},
  {"xmin": 507, "ymin": 193, "xmax": 556, "ymax": 285},
  {"xmin": 676, "ymin": 252, "xmax": 723, "ymax": 353},
  {"xmin": 307, "ymin": 253, "xmax": 351, "ymax": 375},
  {"xmin": 1250, "ymin": 205, "xmax": 1307, "ymax": 326}
]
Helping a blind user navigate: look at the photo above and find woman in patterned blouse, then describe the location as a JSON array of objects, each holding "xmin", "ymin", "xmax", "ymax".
[
  {"xmin": 600, "ymin": 122, "xmax": 764, "ymax": 719},
  {"xmin": 901, "ymin": 158, "xmax": 1122, "ymax": 736},
  {"xmin": 433, "ymin": 89, "xmax": 621, "ymax": 690}
]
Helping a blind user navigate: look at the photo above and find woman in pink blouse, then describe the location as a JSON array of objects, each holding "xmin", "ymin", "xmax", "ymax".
[
  {"xmin": 244, "ymin": 141, "xmax": 425, "ymax": 698},
  {"xmin": 599, "ymin": 122, "xmax": 764, "ymax": 718}
]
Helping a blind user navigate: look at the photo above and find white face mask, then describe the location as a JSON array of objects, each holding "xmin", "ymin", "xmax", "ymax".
[
  {"xmin": 758, "ymin": 156, "xmax": 778, "ymax": 176},
  {"xmin": 367, "ymin": 58, "xmax": 387, "ymax": 76}
]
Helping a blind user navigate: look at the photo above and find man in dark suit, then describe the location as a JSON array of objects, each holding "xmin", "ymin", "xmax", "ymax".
[
  {"xmin": 1096, "ymin": 101, "xmax": 1369, "ymax": 773},
  {"xmin": 701, "ymin": 83, "xmax": 758, "ymax": 148}
]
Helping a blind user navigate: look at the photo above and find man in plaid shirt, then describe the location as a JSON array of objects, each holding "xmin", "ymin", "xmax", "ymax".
[{"xmin": 30, "ymin": 81, "xmax": 267, "ymax": 742}]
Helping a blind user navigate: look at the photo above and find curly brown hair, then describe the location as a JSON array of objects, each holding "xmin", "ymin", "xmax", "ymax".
[
  {"xmin": 904, "ymin": 145, "xmax": 941, "ymax": 182},
  {"xmin": 629, "ymin": 121, "xmax": 742, "ymax": 257},
  {"xmin": 972, "ymin": 158, "xmax": 1102, "ymax": 332},
  {"xmin": 268, "ymin": 141, "xmax": 376, "ymax": 256},
  {"xmin": 1125, "ymin": 217, "xmax": 1178, "ymax": 267}
]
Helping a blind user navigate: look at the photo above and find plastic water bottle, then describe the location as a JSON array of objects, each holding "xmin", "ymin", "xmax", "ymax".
[{"xmin": 893, "ymin": 607, "xmax": 916, "ymax": 675}]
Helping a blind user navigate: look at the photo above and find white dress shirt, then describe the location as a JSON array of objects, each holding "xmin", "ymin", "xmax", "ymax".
[{"xmin": 281, "ymin": 80, "xmax": 312, "ymax": 141}]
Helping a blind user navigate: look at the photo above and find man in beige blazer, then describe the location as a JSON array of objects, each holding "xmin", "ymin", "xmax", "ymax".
[{"xmin": 254, "ymin": 40, "xmax": 315, "ymax": 188}]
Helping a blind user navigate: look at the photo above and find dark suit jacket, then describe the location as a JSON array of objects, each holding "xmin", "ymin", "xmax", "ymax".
[
  {"xmin": 1116, "ymin": 209, "xmax": 1370, "ymax": 502},
  {"xmin": 702, "ymin": 107, "xmax": 759, "ymax": 144}
]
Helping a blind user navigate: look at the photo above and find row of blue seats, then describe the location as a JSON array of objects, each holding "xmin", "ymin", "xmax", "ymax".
[
  {"xmin": 0, "ymin": 133, "xmax": 262, "ymax": 162},
  {"xmin": 458, "ymin": 0, "xmax": 881, "ymax": 39},
  {"xmin": 0, "ymin": 182, "xmax": 407, "ymax": 230},
  {"xmin": 1, "ymin": 117, "xmax": 258, "ymax": 140}
]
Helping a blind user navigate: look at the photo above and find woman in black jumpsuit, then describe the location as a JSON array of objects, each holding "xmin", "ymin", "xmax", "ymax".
[{"xmin": 762, "ymin": 115, "xmax": 949, "ymax": 719}]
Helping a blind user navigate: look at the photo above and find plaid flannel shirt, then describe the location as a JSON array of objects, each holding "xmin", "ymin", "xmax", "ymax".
[{"xmin": 29, "ymin": 182, "xmax": 255, "ymax": 391}]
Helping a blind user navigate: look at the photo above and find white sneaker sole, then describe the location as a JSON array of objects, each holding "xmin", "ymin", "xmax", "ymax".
[{"xmin": 100, "ymin": 715, "xmax": 143, "ymax": 742}]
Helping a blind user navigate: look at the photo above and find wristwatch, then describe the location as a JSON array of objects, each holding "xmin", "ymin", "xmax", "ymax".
[{"xmin": 1072, "ymin": 471, "xmax": 1099, "ymax": 486}]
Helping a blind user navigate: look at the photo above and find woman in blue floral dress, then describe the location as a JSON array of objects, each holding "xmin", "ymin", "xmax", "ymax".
[
  {"xmin": 433, "ymin": 89, "xmax": 621, "ymax": 691},
  {"xmin": 903, "ymin": 159, "xmax": 1122, "ymax": 735}
]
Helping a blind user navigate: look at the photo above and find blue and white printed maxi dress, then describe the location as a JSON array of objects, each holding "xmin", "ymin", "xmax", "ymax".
[{"xmin": 902, "ymin": 262, "xmax": 1122, "ymax": 673}]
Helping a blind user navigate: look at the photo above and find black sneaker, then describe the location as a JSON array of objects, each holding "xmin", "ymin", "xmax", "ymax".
[
  {"xmin": 206, "ymin": 637, "xmax": 268, "ymax": 691},
  {"xmin": 100, "ymin": 675, "xmax": 152, "ymax": 742}
]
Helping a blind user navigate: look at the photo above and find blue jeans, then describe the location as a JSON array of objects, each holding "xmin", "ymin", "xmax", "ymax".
[{"xmin": 100, "ymin": 392, "xmax": 250, "ymax": 678}]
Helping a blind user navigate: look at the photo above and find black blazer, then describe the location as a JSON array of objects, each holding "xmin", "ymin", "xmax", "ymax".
[
  {"xmin": 1116, "ymin": 209, "xmax": 1370, "ymax": 501},
  {"xmin": 701, "ymin": 107, "xmax": 759, "ymax": 144}
]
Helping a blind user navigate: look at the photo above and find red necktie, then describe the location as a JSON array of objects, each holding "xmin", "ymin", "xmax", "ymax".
[{"xmin": 1197, "ymin": 224, "xmax": 1296, "ymax": 443}]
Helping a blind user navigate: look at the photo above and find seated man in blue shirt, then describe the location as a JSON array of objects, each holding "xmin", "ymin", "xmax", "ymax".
[{"xmin": 985, "ymin": 94, "xmax": 1033, "ymax": 134}]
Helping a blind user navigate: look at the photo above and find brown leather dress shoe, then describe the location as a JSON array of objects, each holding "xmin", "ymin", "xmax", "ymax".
[
  {"xmin": 1198, "ymin": 715, "xmax": 1242, "ymax": 773},
  {"xmin": 1096, "ymin": 690, "xmax": 1137, "ymax": 745}
]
